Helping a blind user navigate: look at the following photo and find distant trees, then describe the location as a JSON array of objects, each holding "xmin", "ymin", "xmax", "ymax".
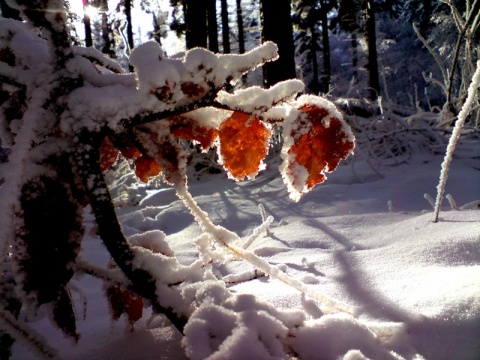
[
  {"xmin": 364, "ymin": 0, "xmax": 380, "ymax": 100},
  {"xmin": 183, "ymin": 0, "xmax": 208, "ymax": 48},
  {"xmin": 260, "ymin": 0, "xmax": 297, "ymax": 86},
  {"xmin": 293, "ymin": 0, "xmax": 336, "ymax": 94},
  {"xmin": 25, "ymin": 0, "xmax": 475, "ymax": 116}
]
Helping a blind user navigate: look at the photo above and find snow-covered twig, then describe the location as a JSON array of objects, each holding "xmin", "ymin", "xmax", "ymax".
[
  {"xmin": 76, "ymin": 258, "xmax": 131, "ymax": 288},
  {"xmin": 0, "ymin": 307, "xmax": 58, "ymax": 359},
  {"xmin": 413, "ymin": 24, "xmax": 448, "ymax": 88},
  {"xmin": 73, "ymin": 46, "xmax": 125, "ymax": 74},
  {"xmin": 446, "ymin": 194, "xmax": 459, "ymax": 210},
  {"xmin": 175, "ymin": 182, "xmax": 355, "ymax": 315},
  {"xmin": 433, "ymin": 60, "xmax": 480, "ymax": 222},
  {"xmin": 424, "ymin": 193, "xmax": 435, "ymax": 209}
]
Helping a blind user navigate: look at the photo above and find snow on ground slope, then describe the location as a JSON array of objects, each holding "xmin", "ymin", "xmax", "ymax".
[{"xmin": 12, "ymin": 151, "xmax": 480, "ymax": 359}]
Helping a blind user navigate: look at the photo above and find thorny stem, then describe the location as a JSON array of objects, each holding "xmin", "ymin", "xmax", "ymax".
[{"xmin": 73, "ymin": 130, "xmax": 188, "ymax": 333}]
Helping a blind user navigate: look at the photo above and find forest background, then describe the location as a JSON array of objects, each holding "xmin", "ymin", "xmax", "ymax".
[{"xmin": 1, "ymin": 0, "xmax": 476, "ymax": 114}]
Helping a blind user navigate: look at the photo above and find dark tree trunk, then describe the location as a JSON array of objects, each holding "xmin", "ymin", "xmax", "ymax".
[
  {"xmin": 220, "ymin": 0, "xmax": 230, "ymax": 53},
  {"xmin": 320, "ymin": 2, "xmax": 331, "ymax": 94},
  {"xmin": 260, "ymin": 0, "xmax": 296, "ymax": 87},
  {"xmin": 364, "ymin": 0, "xmax": 380, "ymax": 100},
  {"xmin": 351, "ymin": 32, "xmax": 358, "ymax": 82},
  {"xmin": 419, "ymin": 0, "xmax": 432, "ymax": 35},
  {"xmin": 309, "ymin": 23, "xmax": 319, "ymax": 94},
  {"xmin": 99, "ymin": 0, "xmax": 115, "ymax": 57},
  {"xmin": 125, "ymin": 0, "xmax": 134, "ymax": 51},
  {"xmin": 236, "ymin": 0, "xmax": 245, "ymax": 54},
  {"xmin": 151, "ymin": 12, "xmax": 162, "ymax": 46},
  {"xmin": 83, "ymin": 0, "xmax": 93, "ymax": 47},
  {"xmin": 184, "ymin": 0, "xmax": 208, "ymax": 49},
  {"xmin": 207, "ymin": 0, "xmax": 219, "ymax": 52},
  {"xmin": 0, "ymin": 0, "xmax": 21, "ymax": 20}
]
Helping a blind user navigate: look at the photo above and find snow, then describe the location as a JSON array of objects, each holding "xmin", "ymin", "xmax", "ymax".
[{"xmin": 9, "ymin": 147, "xmax": 480, "ymax": 359}]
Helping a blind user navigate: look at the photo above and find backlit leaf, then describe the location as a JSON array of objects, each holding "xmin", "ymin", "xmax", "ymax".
[
  {"xmin": 99, "ymin": 136, "xmax": 119, "ymax": 172},
  {"xmin": 218, "ymin": 111, "xmax": 271, "ymax": 180},
  {"xmin": 134, "ymin": 155, "xmax": 162, "ymax": 183},
  {"xmin": 169, "ymin": 116, "xmax": 219, "ymax": 149},
  {"xmin": 105, "ymin": 285, "xmax": 143, "ymax": 325},
  {"xmin": 282, "ymin": 98, "xmax": 355, "ymax": 201}
]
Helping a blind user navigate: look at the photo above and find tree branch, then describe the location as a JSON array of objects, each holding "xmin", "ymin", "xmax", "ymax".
[{"xmin": 73, "ymin": 129, "xmax": 188, "ymax": 333}]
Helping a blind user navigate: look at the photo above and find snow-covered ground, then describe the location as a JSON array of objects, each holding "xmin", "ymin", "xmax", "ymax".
[{"xmin": 12, "ymin": 147, "xmax": 480, "ymax": 359}]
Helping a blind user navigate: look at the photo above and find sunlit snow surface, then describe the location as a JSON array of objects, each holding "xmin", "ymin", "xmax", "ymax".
[{"xmin": 13, "ymin": 152, "xmax": 480, "ymax": 360}]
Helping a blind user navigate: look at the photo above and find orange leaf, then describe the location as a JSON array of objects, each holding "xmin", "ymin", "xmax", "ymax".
[
  {"xmin": 105, "ymin": 285, "xmax": 143, "ymax": 325},
  {"xmin": 287, "ymin": 102, "xmax": 354, "ymax": 192},
  {"xmin": 119, "ymin": 144, "xmax": 142, "ymax": 160},
  {"xmin": 170, "ymin": 116, "xmax": 219, "ymax": 149},
  {"xmin": 134, "ymin": 155, "xmax": 162, "ymax": 183},
  {"xmin": 219, "ymin": 112, "xmax": 270, "ymax": 180},
  {"xmin": 99, "ymin": 136, "xmax": 119, "ymax": 172}
]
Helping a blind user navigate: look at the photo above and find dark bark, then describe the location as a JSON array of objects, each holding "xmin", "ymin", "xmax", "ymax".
[
  {"xmin": 99, "ymin": 0, "xmax": 115, "ymax": 57},
  {"xmin": 125, "ymin": 0, "xmax": 134, "ymax": 51},
  {"xmin": 207, "ymin": 0, "xmax": 219, "ymax": 52},
  {"xmin": 260, "ymin": 0, "xmax": 296, "ymax": 86},
  {"xmin": 364, "ymin": 0, "xmax": 380, "ymax": 100},
  {"xmin": 220, "ymin": 0, "xmax": 230, "ymax": 53},
  {"xmin": 0, "ymin": 0, "xmax": 21, "ymax": 20},
  {"xmin": 236, "ymin": 0, "xmax": 245, "ymax": 54},
  {"xmin": 320, "ymin": 1, "xmax": 331, "ymax": 94},
  {"xmin": 184, "ymin": 0, "xmax": 208, "ymax": 49},
  {"xmin": 351, "ymin": 32, "xmax": 358, "ymax": 81},
  {"xmin": 83, "ymin": 0, "xmax": 93, "ymax": 48},
  {"xmin": 309, "ymin": 24, "xmax": 320, "ymax": 94}
]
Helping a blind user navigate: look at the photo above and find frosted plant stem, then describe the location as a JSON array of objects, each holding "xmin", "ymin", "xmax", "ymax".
[
  {"xmin": 175, "ymin": 183, "xmax": 355, "ymax": 315},
  {"xmin": 433, "ymin": 60, "xmax": 480, "ymax": 222},
  {"xmin": 0, "ymin": 307, "xmax": 58, "ymax": 359}
]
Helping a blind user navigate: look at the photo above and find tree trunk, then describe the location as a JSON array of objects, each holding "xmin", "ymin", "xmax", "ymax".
[
  {"xmin": 364, "ymin": 0, "xmax": 380, "ymax": 100},
  {"xmin": 99, "ymin": 0, "xmax": 115, "ymax": 57},
  {"xmin": 221, "ymin": 0, "xmax": 231, "ymax": 53},
  {"xmin": 236, "ymin": 0, "xmax": 245, "ymax": 54},
  {"xmin": 260, "ymin": 0, "xmax": 296, "ymax": 87},
  {"xmin": 310, "ymin": 23, "xmax": 319, "ymax": 94},
  {"xmin": 151, "ymin": 12, "xmax": 162, "ymax": 46},
  {"xmin": 184, "ymin": 0, "xmax": 208, "ymax": 49},
  {"xmin": 0, "ymin": 0, "xmax": 21, "ymax": 20},
  {"xmin": 320, "ymin": 2, "xmax": 331, "ymax": 94},
  {"xmin": 83, "ymin": 0, "xmax": 93, "ymax": 48},
  {"xmin": 351, "ymin": 32, "xmax": 358, "ymax": 82},
  {"xmin": 125, "ymin": 0, "xmax": 134, "ymax": 51},
  {"xmin": 207, "ymin": 0, "xmax": 219, "ymax": 52}
]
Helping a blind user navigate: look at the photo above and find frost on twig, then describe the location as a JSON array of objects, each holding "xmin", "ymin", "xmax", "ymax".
[
  {"xmin": 446, "ymin": 194, "xmax": 459, "ymax": 210},
  {"xmin": 433, "ymin": 60, "xmax": 480, "ymax": 222},
  {"xmin": 424, "ymin": 193, "xmax": 436, "ymax": 209},
  {"xmin": 0, "ymin": 307, "xmax": 57, "ymax": 359},
  {"xmin": 176, "ymin": 181, "xmax": 355, "ymax": 315}
]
